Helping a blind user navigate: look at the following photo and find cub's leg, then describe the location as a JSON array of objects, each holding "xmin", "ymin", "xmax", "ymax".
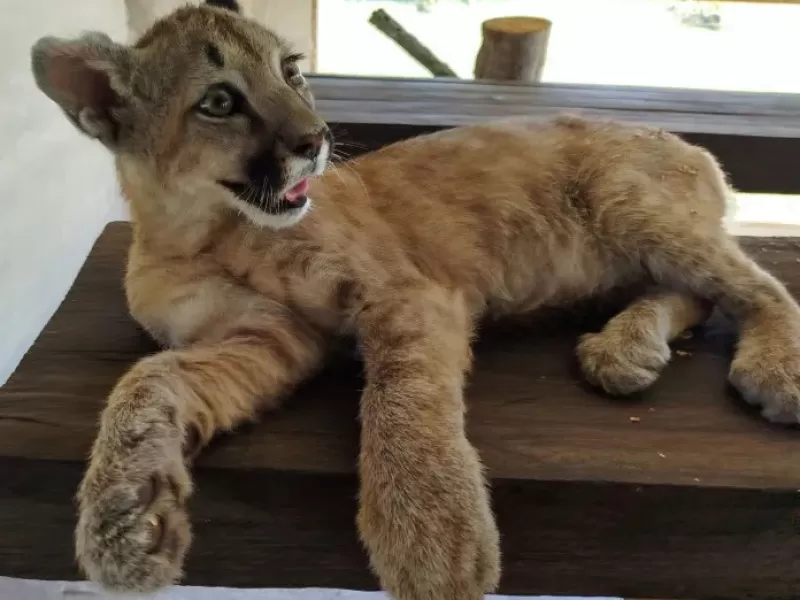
[
  {"xmin": 577, "ymin": 290, "xmax": 712, "ymax": 394},
  {"xmin": 356, "ymin": 284, "xmax": 500, "ymax": 600},
  {"xmin": 75, "ymin": 318, "xmax": 324, "ymax": 593},
  {"xmin": 641, "ymin": 230, "xmax": 800, "ymax": 423}
]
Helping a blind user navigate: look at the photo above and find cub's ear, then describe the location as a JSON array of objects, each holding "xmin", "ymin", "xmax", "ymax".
[
  {"xmin": 205, "ymin": 0, "xmax": 241, "ymax": 12},
  {"xmin": 30, "ymin": 33, "xmax": 133, "ymax": 149}
]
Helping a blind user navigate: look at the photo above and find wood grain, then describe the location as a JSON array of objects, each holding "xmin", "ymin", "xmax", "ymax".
[
  {"xmin": 308, "ymin": 75, "xmax": 800, "ymax": 194},
  {"xmin": 310, "ymin": 76, "xmax": 800, "ymax": 130},
  {"xmin": 1, "ymin": 223, "xmax": 799, "ymax": 598},
  {"xmin": 474, "ymin": 16, "xmax": 552, "ymax": 82}
]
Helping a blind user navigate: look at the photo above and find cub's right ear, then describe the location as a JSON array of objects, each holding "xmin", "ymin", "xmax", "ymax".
[{"xmin": 31, "ymin": 33, "xmax": 133, "ymax": 149}]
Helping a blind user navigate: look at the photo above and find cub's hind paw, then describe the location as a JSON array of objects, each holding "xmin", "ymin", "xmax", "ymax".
[{"xmin": 729, "ymin": 335, "xmax": 800, "ymax": 424}]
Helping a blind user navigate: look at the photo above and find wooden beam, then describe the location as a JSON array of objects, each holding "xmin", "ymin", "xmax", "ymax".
[
  {"xmin": 368, "ymin": 9, "xmax": 457, "ymax": 77},
  {"xmin": 1, "ymin": 224, "xmax": 800, "ymax": 598},
  {"xmin": 308, "ymin": 75, "xmax": 800, "ymax": 194}
]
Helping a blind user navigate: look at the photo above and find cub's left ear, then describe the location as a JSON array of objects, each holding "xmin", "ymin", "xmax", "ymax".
[
  {"xmin": 31, "ymin": 33, "xmax": 134, "ymax": 149},
  {"xmin": 205, "ymin": 0, "xmax": 241, "ymax": 12}
]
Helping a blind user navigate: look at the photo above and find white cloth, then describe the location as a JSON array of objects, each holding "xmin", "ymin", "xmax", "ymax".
[{"xmin": 0, "ymin": 577, "xmax": 615, "ymax": 600}]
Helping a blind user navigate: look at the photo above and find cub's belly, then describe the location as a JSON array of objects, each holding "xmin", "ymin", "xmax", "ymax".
[{"xmin": 485, "ymin": 245, "xmax": 626, "ymax": 318}]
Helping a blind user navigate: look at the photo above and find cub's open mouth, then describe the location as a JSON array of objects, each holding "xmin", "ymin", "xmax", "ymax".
[
  {"xmin": 284, "ymin": 178, "xmax": 309, "ymax": 204},
  {"xmin": 219, "ymin": 178, "xmax": 310, "ymax": 214}
]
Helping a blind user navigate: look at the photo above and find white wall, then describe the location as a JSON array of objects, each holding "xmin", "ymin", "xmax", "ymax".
[{"xmin": 0, "ymin": 0, "xmax": 128, "ymax": 383}]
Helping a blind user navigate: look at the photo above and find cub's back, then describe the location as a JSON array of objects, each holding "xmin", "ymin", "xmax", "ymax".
[{"xmin": 310, "ymin": 116, "xmax": 729, "ymax": 311}]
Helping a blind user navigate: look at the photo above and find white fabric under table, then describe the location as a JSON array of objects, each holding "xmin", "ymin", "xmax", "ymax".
[{"xmin": 1, "ymin": 577, "xmax": 615, "ymax": 600}]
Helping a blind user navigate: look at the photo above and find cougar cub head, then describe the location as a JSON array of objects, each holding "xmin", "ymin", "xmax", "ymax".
[{"xmin": 31, "ymin": 0, "xmax": 331, "ymax": 229}]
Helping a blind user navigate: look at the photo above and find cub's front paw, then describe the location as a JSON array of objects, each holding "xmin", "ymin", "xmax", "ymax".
[
  {"xmin": 729, "ymin": 332, "xmax": 800, "ymax": 424},
  {"xmin": 358, "ymin": 443, "xmax": 500, "ymax": 600},
  {"xmin": 75, "ymin": 401, "xmax": 192, "ymax": 593}
]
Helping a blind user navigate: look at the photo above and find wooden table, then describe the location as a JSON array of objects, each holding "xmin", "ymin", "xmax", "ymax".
[{"xmin": 1, "ymin": 223, "xmax": 799, "ymax": 599}]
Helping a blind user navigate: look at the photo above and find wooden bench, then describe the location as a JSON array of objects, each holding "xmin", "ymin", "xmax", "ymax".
[{"xmin": 2, "ymin": 77, "xmax": 800, "ymax": 599}]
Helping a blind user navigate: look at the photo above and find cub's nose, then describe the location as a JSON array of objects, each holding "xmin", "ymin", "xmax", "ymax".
[{"xmin": 291, "ymin": 128, "xmax": 329, "ymax": 160}]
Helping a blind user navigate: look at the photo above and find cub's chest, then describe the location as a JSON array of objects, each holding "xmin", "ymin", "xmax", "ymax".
[{"xmin": 219, "ymin": 239, "xmax": 355, "ymax": 333}]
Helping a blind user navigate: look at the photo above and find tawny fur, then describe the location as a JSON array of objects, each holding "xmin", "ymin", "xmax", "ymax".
[{"xmin": 31, "ymin": 3, "xmax": 800, "ymax": 599}]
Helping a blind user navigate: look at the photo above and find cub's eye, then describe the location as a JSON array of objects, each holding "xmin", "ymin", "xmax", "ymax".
[
  {"xmin": 196, "ymin": 84, "xmax": 239, "ymax": 118},
  {"xmin": 283, "ymin": 56, "xmax": 305, "ymax": 87}
]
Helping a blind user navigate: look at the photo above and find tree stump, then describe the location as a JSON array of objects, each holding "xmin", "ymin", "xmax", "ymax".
[{"xmin": 474, "ymin": 16, "xmax": 552, "ymax": 83}]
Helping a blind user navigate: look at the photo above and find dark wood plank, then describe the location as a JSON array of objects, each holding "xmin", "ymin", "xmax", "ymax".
[
  {"xmin": 311, "ymin": 76, "xmax": 800, "ymax": 133},
  {"xmin": 308, "ymin": 75, "xmax": 800, "ymax": 194},
  {"xmin": 1, "ymin": 223, "xmax": 800, "ymax": 598},
  {"xmin": 3, "ymin": 457, "xmax": 797, "ymax": 599}
]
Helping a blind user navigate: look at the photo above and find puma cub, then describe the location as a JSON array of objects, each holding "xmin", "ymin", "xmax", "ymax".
[{"xmin": 31, "ymin": 1, "xmax": 800, "ymax": 598}]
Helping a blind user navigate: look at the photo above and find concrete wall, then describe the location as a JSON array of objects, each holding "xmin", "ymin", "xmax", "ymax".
[{"xmin": 0, "ymin": 0, "xmax": 128, "ymax": 383}]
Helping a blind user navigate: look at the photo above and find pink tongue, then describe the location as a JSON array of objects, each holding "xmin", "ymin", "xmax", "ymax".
[{"xmin": 285, "ymin": 179, "xmax": 309, "ymax": 203}]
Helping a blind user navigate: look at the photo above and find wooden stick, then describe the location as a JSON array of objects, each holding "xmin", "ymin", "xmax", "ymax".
[
  {"xmin": 474, "ymin": 16, "xmax": 552, "ymax": 82},
  {"xmin": 368, "ymin": 9, "xmax": 458, "ymax": 78}
]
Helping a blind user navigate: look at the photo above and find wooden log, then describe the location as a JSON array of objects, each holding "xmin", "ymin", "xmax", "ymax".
[
  {"xmin": 474, "ymin": 16, "xmax": 552, "ymax": 82},
  {"xmin": 368, "ymin": 9, "xmax": 457, "ymax": 78}
]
